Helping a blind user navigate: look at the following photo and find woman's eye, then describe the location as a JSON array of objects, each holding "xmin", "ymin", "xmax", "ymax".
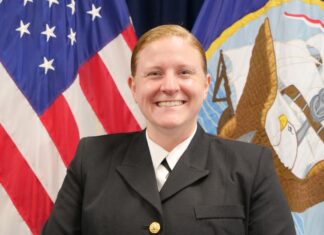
[
  {"xmin": 179, "ymin": 70, "xmax": 192, "ymax": 75},
  {"xmin": 146, "ymin": 71, "xmax": 162, "ymax": 77}
]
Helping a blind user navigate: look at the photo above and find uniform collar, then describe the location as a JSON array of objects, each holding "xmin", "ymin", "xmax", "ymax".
[{"xmin": 146, "ymin": 125, "xmax": 197, "ymax": 171}]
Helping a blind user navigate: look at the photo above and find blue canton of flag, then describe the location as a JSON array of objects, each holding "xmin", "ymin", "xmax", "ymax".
[{"xmin": 0, "ymin": 0, "xmax": 130, "ymax": 115}]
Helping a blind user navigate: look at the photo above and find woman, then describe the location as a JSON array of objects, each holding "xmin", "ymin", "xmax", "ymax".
[{"xmin": 42, "ymin": 25, "xmax": 295, "ymax": 235}]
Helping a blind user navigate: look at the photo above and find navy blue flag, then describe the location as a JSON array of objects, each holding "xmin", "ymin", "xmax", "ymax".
[{"xmin": 193, "ymin": 0, "xmax": 324, "ymax": 234}]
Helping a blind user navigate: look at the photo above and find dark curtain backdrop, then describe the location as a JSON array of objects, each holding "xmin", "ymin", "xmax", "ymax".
[{"xmin": 125, "ymin": 0, "xmax": 205, "ymax": 37}]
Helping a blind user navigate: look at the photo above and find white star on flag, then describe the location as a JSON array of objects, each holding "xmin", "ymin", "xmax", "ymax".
[
  {"xmin": 41, "ymin": 24, "xmax": 56, "ymax": 42},
  {"xmin": 23, "ymin": 0, "xmax": 33, "ymax": 6},
  {"xmin": 15, "ymin": 20, "xmax": 31, "ymax": 38},
  {"xmin": 67, "ymin": 28, "xmax": 76, "ymax": 45},
  {"xmin": 67, "ymin": 0, "xmax": 75, "ymax": 15},
  {"xmin": 47, "ymin": 0, "xmax": 59, "ymax": 8},
  {"xmin": 87, "ymin": 4, "xmax": 102, "ymax": 21},
  {"xmin": 39, "ymin": 57, "xmax": 55, "ymax": 74}
]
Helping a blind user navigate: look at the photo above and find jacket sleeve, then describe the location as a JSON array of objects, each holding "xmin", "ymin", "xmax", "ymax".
[
  {"xmin": 248, "ymin": 147, "xmax": 296, "ymax": 235},
  {"xmin": 41, "ymin": 138, "xmax": 86, "ymax": 235}
]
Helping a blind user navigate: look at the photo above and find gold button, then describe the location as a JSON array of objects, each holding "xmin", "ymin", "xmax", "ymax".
[{"xmin": 149, "ymin": 221, "xmax": 161, "ymax": 234}]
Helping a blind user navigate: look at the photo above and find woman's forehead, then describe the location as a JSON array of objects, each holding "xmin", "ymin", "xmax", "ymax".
[{"xmin": 139, "ymin": 36, "xmax": 198, "ymax": 57}]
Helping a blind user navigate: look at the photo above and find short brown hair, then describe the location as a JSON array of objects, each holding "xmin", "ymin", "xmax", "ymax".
[{"xmin": 131, "ymin": 24, "xmax": 207, "ymax": 76}]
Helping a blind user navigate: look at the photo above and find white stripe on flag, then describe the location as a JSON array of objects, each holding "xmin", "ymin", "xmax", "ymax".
[
  {"xmin": 98, "ymin": 34, "xmax": 145, "ymax": 128},
  {"xmin": 0, "ymin": 63, "xmax": 67, "ymax": 201},
  {"xmin": 0, "ymin": 184, "xmax": 32, "ymax": 235},
  {"xmin": 64, "ymin": 75, "xmax": 106, "ymax": 138}
]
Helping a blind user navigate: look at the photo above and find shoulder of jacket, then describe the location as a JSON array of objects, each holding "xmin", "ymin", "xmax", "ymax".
[
  {"xmin": 78, "ymin": 131, "xmax": 143, "ymax": 152},
  {"xmin": 206, "ymin": 134, "xmax": 269, "ymax": 159},
  {"xmin": 82, "ymin": 131, "xmax": 141, "ymax": 143}
]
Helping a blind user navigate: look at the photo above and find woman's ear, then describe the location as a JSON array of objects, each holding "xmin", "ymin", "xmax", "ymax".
[
  {"xmin": 203, "ymin": 74, "xmax": 211, "ymax": 99},
  {"xmin": 128, "ymin": 76, "xmax": 137, "ymax": 102}
]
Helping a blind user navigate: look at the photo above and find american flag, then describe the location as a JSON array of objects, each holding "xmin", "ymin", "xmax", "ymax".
[{"xmin": 0, "ymin": 0, "xmax": 144, "ymax": 234}]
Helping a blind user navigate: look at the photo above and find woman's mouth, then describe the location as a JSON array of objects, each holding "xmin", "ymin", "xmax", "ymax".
[{"xmin": 157, "ymin": 100, "xmax": 185, "ymax": 107}]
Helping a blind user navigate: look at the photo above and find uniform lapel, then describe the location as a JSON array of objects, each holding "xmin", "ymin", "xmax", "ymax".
[
  {"xmin": 116, "ymin": 130, "xmax": 163, "ymax": 215},
  {"xmin": 160, "ymin": 125, "xmax": 210, "ymax": 202}
]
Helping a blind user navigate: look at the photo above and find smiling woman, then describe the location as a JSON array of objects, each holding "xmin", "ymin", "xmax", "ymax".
[
  {"xmin": 128, "ymin": 25, "xmax": 210, "ymax": 151},
  {"xmin": 41, "ymin": 25, "xmax": 296, "ymax": 235}
]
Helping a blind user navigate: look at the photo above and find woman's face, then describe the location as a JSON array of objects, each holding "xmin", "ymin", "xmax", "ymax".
[{"xmin": 129, "ymin": 36, "xmax": 210, "ymax": 133}]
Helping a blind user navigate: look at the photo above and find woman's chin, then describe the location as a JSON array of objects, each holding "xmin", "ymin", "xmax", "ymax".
[{"xmin": 151, "ymin": 119, "xmax": 195, "ymax": 131}]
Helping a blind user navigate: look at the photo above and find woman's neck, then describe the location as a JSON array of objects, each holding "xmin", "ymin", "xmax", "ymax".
[{"xmin": 146, "ymin": 124, "xmax": 197, "ymax": 151}]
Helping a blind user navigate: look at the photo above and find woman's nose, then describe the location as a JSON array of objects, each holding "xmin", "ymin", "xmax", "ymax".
[{"xmin": 160, "ymin": 72, "xmax": 180, "ymax": 94}]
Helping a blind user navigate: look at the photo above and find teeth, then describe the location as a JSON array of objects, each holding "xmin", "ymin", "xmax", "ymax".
[{"xmin": 157, "ymin": 101, "xmax": 184, "ymax": 107}]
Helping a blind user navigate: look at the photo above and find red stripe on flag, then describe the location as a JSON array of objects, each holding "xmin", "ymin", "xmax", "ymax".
[
  {"xmin": 284, "ymin": 11, "xmax": 324, "ymax": 28},
  {"xmin": 0, "ymin": 124, "xmax": 53, "ymax": 235},
  {"xmin": 121, "ymin": 24, "xmax": 137, "ymax": 50},
  {"xmin": 79, "ymin": 53, "xmax": 141, "ymax": 133},
  {"xmin": 40, "ymin": 95, "xmax": 80, "ymax": 167}
]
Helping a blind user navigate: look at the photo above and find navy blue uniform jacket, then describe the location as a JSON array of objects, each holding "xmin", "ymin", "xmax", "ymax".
[{"xmin": 42, "ymin": 125, "xmax": 295, "ymax": 235}]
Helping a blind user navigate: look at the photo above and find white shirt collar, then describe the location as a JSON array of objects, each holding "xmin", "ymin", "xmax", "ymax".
[{"xmin": 146, "ymin": 125, "xmax": 197, "ymax": 172}]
